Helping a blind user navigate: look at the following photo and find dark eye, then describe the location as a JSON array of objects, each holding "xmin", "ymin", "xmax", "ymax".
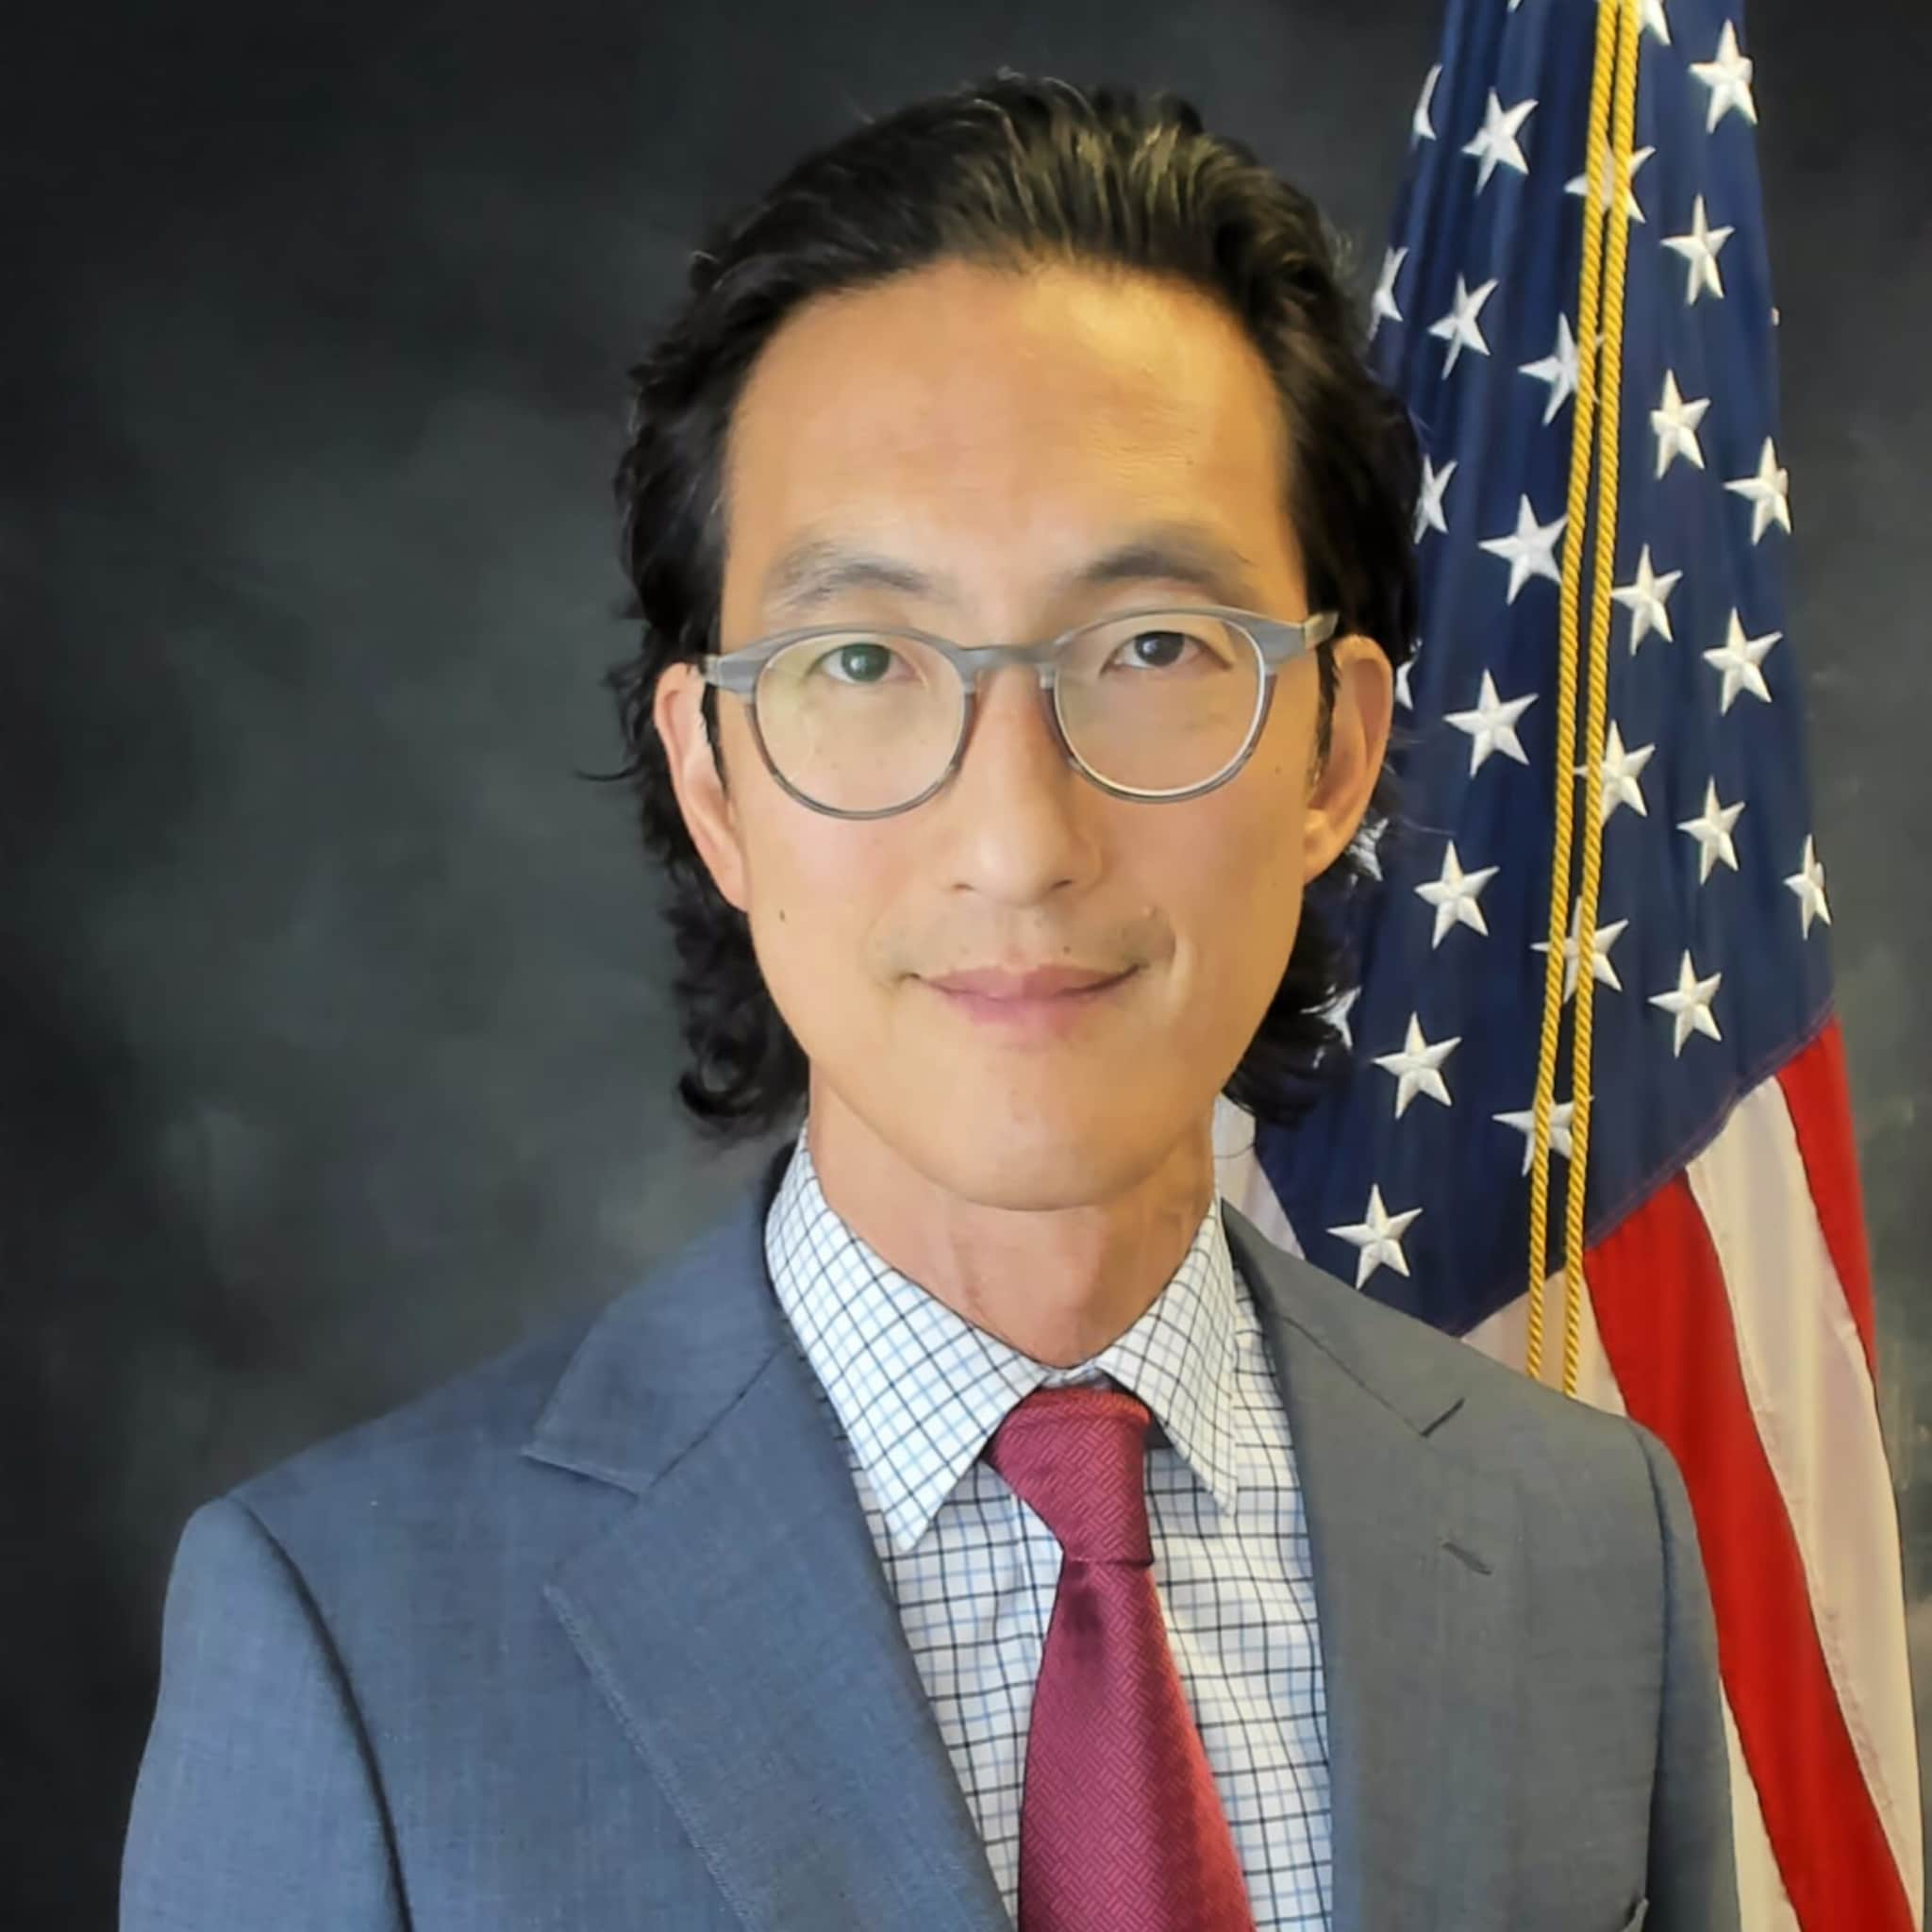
[
  {"xmin": 1114, "ymin": 629, "xmax": 1201, "ymax": 671},
  {"xmin": 812, "ymin": 639, "xmax": 905, "ymax": 685}
]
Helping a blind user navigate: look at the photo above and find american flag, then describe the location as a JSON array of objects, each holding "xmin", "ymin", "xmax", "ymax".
[{"xmin": 1212, "ymin": 1, "xmax": 1923, "ymax": 1924}]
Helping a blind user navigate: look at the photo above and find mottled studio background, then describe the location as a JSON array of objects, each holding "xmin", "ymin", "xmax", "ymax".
[{"xmin": 4, "ymin": 0, "xmax": 1926, "ymax": 1924}]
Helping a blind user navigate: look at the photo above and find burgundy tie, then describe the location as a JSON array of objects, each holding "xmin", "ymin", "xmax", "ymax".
[{"xmin": 984, "ymin": 1383, "xmax": 1257, "ymax": 1932}]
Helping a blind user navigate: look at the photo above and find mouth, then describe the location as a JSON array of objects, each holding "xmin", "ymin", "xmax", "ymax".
[{"xmin": 923, "ymin": 966, "xmax": 1139, "ymax": 1039}]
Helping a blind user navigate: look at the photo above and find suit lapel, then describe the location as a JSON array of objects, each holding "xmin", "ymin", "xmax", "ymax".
[
  {"xmin": 1224, "ymin": 1202, "xmax": 1521, "ymax": 1932},
  {"xmin": 523, "ymin": 1144, "xmax": 1516, "ymax": 1932},
  {"xmin": 525, "ymin": 1143, "xmax": 1009, "ymax": 1932}
]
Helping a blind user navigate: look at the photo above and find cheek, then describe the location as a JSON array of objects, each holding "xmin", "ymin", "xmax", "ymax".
[
  {"xmin": 1172, "ymin": 794, "xmax": 1309, "ymax": 1011},
  {"xmin": 1194, "ymin": 859, "xmax": 1306, "ymax": 994},
  {"xmin": 740, "ymin": 820, "xmax": 900, "ymax": 1026}
]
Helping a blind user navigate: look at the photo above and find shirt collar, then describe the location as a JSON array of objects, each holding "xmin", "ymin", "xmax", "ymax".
[{"xmin": 765, "ymin": 1121, "xmax": 1243, "ymax": 1555}]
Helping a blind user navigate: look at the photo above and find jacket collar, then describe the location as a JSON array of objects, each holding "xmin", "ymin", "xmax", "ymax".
[
  {"xmin": 525, "ymin": 1136, "xmax": 1508, "ymax": 1932},
  {"xmin": 525, "ymin": 1135, "xmax": 1470, "ymax": 1493}
]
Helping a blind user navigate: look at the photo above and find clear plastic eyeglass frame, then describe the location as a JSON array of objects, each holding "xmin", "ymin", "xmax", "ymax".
[{"xmin": 696, "ymin": 603, "xmax": 1341, "ymax": 821}]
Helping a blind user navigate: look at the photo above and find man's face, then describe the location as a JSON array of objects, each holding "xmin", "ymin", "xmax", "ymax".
[{"xmin": 657, "ymin": 257, "xmax": 1391, "ymax": 1212}]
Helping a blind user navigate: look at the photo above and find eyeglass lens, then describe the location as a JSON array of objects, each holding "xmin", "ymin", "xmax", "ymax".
[{"xmin": 752, "ymin": 612, "xmax": 1264, "ymax": 813}]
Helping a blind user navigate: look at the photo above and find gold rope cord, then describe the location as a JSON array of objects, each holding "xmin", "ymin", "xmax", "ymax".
[{"xmin": 1525, "ymin": 0, "xmax": 1641, "ymax": 1388}]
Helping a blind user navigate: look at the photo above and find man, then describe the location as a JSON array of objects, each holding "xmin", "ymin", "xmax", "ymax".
[{"xmin": 123, "ymin": 73, "xmax": 1738, "ymax": 1932}]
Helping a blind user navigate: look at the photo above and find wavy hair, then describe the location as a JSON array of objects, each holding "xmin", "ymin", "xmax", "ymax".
[{"xmin": 600, "ymin": 71, "xmax": 1421, "ymax": 1146}]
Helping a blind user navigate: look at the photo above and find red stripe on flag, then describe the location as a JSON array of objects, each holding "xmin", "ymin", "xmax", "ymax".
[
  {"xmin": 1590, "ymin": 1174, "xmax": 1913, "ymax": 1932},
  {"xmin": 1775, "ymin": 1019, "xmax": 1878, "ymax": 1379}
]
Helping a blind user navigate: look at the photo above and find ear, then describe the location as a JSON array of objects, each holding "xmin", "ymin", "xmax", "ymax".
[
  {"xmin": 652, "ymin": 661, "xmax": 751, "ymax": 912},
  {"xmin": 1303, "ymin": 633, "xmax": 1394, "ymax": 878}
]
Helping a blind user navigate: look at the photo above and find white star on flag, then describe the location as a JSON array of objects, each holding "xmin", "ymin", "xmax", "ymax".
[
  {"xmin": 1326, "ymin": 1184, "xmax": 1423, "ymax": 1288},
  {"xmin": 1533, "ymin": 902, "xmax": 1628, "ymax": 1000},
  {"xmin": 1462, "ymin": 91, "xmax": 1537, "ymax": 193},
  {"xmin": 1664, "ymin": 194, "xmax": 1734, "ymax": 305},
  {"xmin": 1724, "ymin": 437, "xmax": 1792, "ymax": 542},
  {"xmin": 1322, "ymin": 984, "xmax": 1360, "ymax": 1051},
  {"xmin": 1676, "ymin": 779, "xmax": 1746, "ymax": 883},
  {"xmin": 1648, "ymin": 950, "xmax": 1724, "ymax": 1056},
  {"xmin": 1565, "ymin": 142, "xmax": 1654, "ymax": 224},
  {"xmin": 1394, "ymin": 655, "xmax": 1416, "ymax": 710},
  {"xmin": 1785, "ymin": 836, "xmax": 1832, "ymax": 937},
  {"xmin": 1579, "ymin": 719, "xmax": 1656, "ymax": 822},
  {"xmin": 1704, "ymin": 609, "xmax": 1781, "ymax": 712},
  {"xmin": 1373, "ymin": 1013, "xmax": 1461, "ymax": 1119},
  {"xmin": 1415, "ymin": 841, "xmax": 1500, "ymax": 947},
  {"xmin": 1414, "ymin": 453, "xmax": 1457, "ymax": 540},
  {"xmin": 1427, "ymin": 275, "xmax": 1500, "ymax": 375},
  {"xmin": 1520, "ymin": 313, "xmax": 1579, "ymax": 425},
  {"xmin": 1690, "ymin": 21, "xmax": 1757, "ymax": 131},
  {"xmin": 1651, "ymin": 370, "xmax": 1710, "ymax": 476},
  {"xmin": 1642, "ymin": 0, "xmax": 1671, "ymax": 45},
  {"xmin": 1612, "ymin": 543, "xmax": 1683, "ymax": 649},
  {"xmin": 1493, "ymin": 1098, "xmax": 1576, "ymax": 1175},
  {"xmin": 1370, "ymin": 245, "xmax": 1407, "ymax": 337},
  {"xmin": 1412, "ymin": 62, "xmax": 1441, "ymax": 144},
  {"xmin": 1445, "ymin": 669, "xmax": 1537, "ymax": 774},
  {"xmin": 1480, "ymin": 495, "xmax": 1566, "ymax": 604}
]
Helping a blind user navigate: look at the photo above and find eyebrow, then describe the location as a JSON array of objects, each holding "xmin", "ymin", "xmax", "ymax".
[{"xmin": 757, "ymin": 523, "xmax": 1269, "ymax": 619}]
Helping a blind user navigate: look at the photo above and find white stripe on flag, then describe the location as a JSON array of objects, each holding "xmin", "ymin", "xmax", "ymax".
[
  {"xmin": 1684, "ymin": 1077, "xmax": 1925, "ymax": 1923},
  {"xmin": 1462, "ymin": 1269, "xmax": 1625, "ymax": 1412},
  {"xmin": 1213, "ymin": 1095, "xmax": 1304, "ymax": 1257},
  {"xmin": 1722, "ymin": 1691, "xmax": 1804, "ymax": 1932}
]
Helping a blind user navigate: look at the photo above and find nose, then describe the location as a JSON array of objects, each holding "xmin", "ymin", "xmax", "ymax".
[
  {"xmin": 932, "ymin": 658, "xmax": 1100, "ymax": 895},
  {"xmin": 954, "ymin": 651, "xmax": 1075, "ymax": 792}
]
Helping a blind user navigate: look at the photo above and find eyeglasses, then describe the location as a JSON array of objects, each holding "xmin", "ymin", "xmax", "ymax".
[{"xmin": 697, "ymin": 604, "xmax": 1339, "ymax": 820}]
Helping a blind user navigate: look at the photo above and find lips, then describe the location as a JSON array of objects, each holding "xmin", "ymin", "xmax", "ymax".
[{"xmin": 925, "ymin": 965, "xmax": 1133, "ymax": 1000}]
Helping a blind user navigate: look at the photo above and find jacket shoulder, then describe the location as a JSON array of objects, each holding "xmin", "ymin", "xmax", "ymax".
[
  {"xmin": 225, "ymin": 1299, "xmax": 603, "ymax": 1547},
  {"xmin": 1241, "ymin": 1220, "xmax": 1670, "ymax": 1511}
]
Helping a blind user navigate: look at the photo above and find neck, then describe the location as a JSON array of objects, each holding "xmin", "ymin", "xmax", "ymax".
[{"xmin": 801, "ymin": 1078, "xmax": 1217, "ymax": 1368}]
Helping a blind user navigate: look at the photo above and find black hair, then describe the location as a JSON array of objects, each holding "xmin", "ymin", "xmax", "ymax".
[{"xmin": 601, "ymin": 71, "xmax": 1420, "ymax": 1147}]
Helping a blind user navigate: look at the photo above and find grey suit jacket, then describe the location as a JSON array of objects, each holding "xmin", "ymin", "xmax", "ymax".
[{"xmin": 122, "ymin": 1138, "xmax": 1739, "ymax": 1931}]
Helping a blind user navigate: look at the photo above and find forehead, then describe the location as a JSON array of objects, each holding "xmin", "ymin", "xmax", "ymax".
[{"xmin": 719, "ymin": 258, "xmax": 1298, "ymax": 625}]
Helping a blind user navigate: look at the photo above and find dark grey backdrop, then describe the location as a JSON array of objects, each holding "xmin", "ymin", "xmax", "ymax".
[{"xmin": 6, "ymin": 2, "xmax": 1926, "ymax": 1924}]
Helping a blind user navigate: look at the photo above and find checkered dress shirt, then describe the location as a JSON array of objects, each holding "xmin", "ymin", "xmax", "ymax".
[{"xmin": 765, "ymin": 1121, "xmax": 1333, "ymax": 1929}]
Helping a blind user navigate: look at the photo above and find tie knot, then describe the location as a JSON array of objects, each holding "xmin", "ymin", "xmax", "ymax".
[{"xmin": 984, "ymin": 1383, "xmax": 1155, "ymax": 1565}]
